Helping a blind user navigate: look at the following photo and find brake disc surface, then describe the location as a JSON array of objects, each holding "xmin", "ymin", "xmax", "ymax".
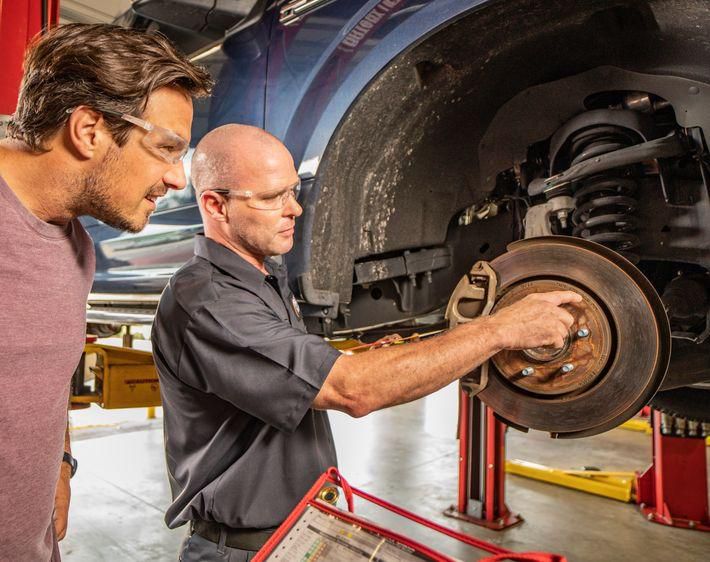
[{"xmin": 453, "ymin": 236, "xmax": 671, "ymax": 438}]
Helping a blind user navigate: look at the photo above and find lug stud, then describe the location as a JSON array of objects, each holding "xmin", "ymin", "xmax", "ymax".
[
  {"xmin": 561, "ymin": 363, "xmax": 575, "ymax": 373},
  {"xmin": 577, "ymin": 328, "xmax": 590, "ymax": 338},
  {"xmin": 521, "ymin": 367, "xmax": 535, "ymax": 377}
]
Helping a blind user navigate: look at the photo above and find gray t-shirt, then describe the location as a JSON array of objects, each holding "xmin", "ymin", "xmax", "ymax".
[
  {"xmin": 0, "ymin": 176, "xmax": 95, "ymax": 561},
  {"xmin": 152, "ymin": 235, "xmax": 341, "ymax": 530}
]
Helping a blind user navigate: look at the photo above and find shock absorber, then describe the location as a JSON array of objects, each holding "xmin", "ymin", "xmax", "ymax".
[{"xmin": 566, "ymin": 125, "xmax": 641, "ymax": 259}]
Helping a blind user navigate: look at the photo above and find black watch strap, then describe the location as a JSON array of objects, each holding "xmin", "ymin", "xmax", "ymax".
[{"xmin": 62, "ymin": 452, "xmax": 78, "ymax": 478}]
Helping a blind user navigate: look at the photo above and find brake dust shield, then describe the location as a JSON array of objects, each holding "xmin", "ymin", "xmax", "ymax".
[{"xmin": 447, "ymin": 236, "xmax": 671, "ymax": 438}]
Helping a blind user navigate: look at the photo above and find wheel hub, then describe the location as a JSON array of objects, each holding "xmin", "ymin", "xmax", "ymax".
[{"xmin": 491, "ymin": 279, "xmax": 613, "ymax": 396}]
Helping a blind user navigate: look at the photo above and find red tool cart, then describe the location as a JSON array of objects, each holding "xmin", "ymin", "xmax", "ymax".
[{"xmin": 254, "ymin": 467, "xmax": 565, "ymax": 562}]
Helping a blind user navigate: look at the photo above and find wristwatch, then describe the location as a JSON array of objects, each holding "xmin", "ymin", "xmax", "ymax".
[{"xmin": 62, "ymin": 452, "xmax": 78, "ymax": 478}]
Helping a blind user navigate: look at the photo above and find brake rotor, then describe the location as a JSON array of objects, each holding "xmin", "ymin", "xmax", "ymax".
[{"xmin": 452, "ymin": 236, "xmax": 671, "ymax": 438}]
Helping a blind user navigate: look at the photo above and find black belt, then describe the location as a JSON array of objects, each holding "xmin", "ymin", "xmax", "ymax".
[{"xmin": 192, "ymin": 519, "xmax": 276, "ymax": 551}]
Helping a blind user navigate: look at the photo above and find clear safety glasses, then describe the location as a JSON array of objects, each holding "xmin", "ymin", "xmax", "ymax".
[
  {"xmin": 104, "ymin": 110, "xmax": 189, "ymax": 165},
  {"xmin": 66, "ymin": 108, "xmax": 190, "ymax": 165},
  {"xmin": 205, "ymin": 179, "xmax": 302, "ymax": 211}
]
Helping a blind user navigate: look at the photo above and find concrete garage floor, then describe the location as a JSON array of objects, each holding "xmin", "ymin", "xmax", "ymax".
[{"xmin": 61, "ymin": 383, "xmax": 709, "ymax": 561}]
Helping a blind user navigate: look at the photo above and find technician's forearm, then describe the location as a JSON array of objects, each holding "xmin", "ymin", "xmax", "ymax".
[{"xmin": 329, "ymin": 317, "xmax": 503, "ymax": 416}]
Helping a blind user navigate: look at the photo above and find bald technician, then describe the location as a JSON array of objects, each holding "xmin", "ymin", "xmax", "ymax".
[{"xmin": 151, "ymin": 124, "xmax": 581, "ymax": 561}]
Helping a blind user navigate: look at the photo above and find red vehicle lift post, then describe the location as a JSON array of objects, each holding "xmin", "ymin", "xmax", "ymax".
[
  {"xmin": 445, "ymin": 390, "xmax": 522, "ymax": 530},
  {"xmin": 0, "ymin": 0, "xmax": 59, "ymax": 117},
  {"xmin": 636, "ymin": 409, "xmax": 710, "ymax": 531}
]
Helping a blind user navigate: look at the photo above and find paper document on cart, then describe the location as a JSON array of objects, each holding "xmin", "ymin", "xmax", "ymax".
[{"xmin": 264, "ymin": 505, "xmax": 462, "ymax": 561}]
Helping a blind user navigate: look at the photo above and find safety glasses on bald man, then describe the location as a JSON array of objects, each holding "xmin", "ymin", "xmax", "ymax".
[{"xmin": 203, "ymin": 179, "xmax": 301, "ymax": 211}]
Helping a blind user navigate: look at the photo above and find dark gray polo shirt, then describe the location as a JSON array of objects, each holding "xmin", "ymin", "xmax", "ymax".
[{"xmin": 152, "ymin": 235, "xmax": 341, "ymax": 530}]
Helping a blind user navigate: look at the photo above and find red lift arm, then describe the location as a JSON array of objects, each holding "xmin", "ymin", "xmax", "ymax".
[{"xmin": 0, "ymin": 0, "xmax": 59, "ymax": 116}]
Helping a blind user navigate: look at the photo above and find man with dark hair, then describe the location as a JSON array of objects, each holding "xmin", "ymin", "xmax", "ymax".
[
  {"xmin": 152, "ymin": 124, "xmax": 580, "ymax": 561},
  {"xmin": 0, "ymin": 23, "xmax": 212, "ymax": 561}
]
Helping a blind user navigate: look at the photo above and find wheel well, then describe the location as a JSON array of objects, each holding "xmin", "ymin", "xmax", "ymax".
[{"xmin": 305, "ymin": 0, "xmax": 710, "ymax": 330}]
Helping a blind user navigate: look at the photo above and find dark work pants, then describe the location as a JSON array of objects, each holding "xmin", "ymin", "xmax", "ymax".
[{"xmin": 178, "ymin": 528, "xmax": 259, "ymax": 562}]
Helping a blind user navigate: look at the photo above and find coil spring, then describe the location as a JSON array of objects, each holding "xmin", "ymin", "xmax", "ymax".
[{"xmin": 567, "ymin": 126, "xmax": 641, "ymax": 256}]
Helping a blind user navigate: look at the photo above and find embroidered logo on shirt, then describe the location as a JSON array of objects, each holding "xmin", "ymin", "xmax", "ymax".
[{"xmin": 291, "ymin": 294, "xmax": 303, "ymax": 319}]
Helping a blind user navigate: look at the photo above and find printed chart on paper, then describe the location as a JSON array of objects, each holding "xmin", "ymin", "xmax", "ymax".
[{"xmin": 265, "ymin": 505, "xmax": 441, "ymax": 561}]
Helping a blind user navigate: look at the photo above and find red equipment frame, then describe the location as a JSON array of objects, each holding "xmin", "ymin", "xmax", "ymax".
[
  {"xmin": 444, "ymin": 391, "xmax": 522, "ymax": 530},
  {"xmin": 0, "ymin": 0, "xmax": 59, "ymax": 116},
  {"xmin": 254, "ymin": 467, "xmax": 564, "ymax": 562},
  {"xmin": 636, "ymin": 410, "xmax": 710, "ymax": 531}
]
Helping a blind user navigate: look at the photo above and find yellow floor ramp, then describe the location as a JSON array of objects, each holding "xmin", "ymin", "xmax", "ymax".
[{"xmin": 505, "ymin": 459, "xmax": 636, "ymax": 502}]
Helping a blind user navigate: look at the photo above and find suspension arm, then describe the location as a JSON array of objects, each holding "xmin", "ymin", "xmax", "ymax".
[{"xmin": 528, "ymin": 132, "xmax": 688, "ymax": 196}]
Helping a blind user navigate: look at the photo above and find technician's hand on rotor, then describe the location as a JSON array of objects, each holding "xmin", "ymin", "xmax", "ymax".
[
  {"xmin": 488, "ymin": 290, "xmax": 582, "ymax": 350},
  {"xmin": 53, "ymin": 462, "xmax": 71, "ymax": 541}
]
